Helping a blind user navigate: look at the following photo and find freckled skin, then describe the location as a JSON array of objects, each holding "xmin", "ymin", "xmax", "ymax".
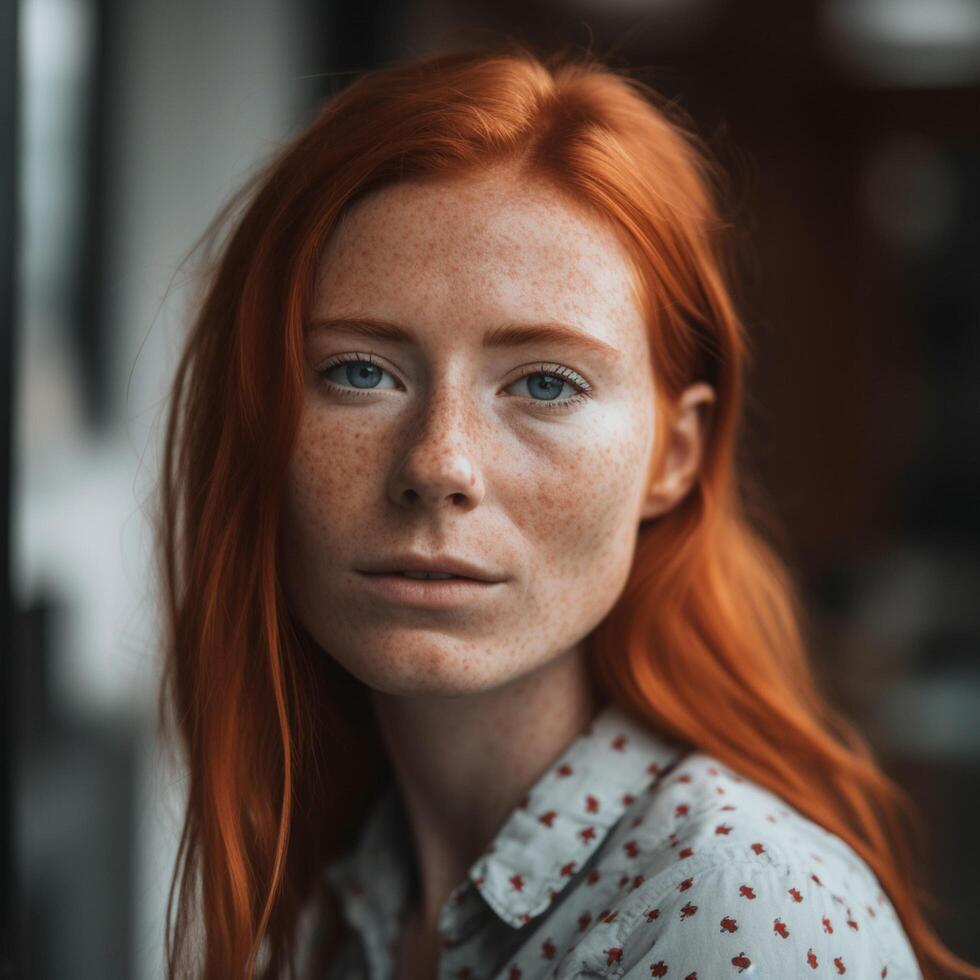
[
  {"xmin": 282, "ymin": 168, "xmax": 659, "ymax": 695},
  {"xmin": 278, "ymin": 165, "xmax": 714, "ymax": 948}
]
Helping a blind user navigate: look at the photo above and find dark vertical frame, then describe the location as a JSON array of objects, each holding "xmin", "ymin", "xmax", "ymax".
[
  {"xmin": 305, "ymin": 0, "xmax": 406, "ymax": 106},
  {"xmin": 77, "ymin": 0, "xmax": 111, "ymax": 428},
  {"xmin": 0, "ymin": 0, "xmax": 21, "ymax": 976}
]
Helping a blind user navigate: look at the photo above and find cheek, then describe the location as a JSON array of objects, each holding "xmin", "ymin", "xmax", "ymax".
[
  {"xmin": 286, "ymin": 412, "xmax": 381, "ymax": 538},
  {"xmin": 522, "ymin": 420, "xmax": 650, "ymax": 619},
  {"xmin": 525, "ymin": 417, "xmax": 649, "ymax": 561}
]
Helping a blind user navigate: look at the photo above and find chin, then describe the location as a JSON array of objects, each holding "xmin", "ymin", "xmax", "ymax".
[{"xmin": 339, "ymin": 641, "xmax": 515, "ymax": 698}]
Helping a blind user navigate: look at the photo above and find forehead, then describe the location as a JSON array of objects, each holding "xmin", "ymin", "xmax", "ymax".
[{"xmin": 313, "ymin": 168, "xmax": 648, "ymax": 356}]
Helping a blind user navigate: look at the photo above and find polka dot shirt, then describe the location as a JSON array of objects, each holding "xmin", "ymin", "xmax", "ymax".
[{"xmin": 301, "ymin": 700, "xmax": 923, "ymax": 979}]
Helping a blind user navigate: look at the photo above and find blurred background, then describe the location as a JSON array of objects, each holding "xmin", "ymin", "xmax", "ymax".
[{"xmin": 2, "ymin": 0, "xmax": 979, "ymax": 976}]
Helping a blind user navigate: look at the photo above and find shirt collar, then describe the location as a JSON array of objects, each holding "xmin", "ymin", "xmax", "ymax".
[
  {"xmin": 323, "ymin": 699, "xmax": 687, "ymax": 937},
  {"xmin": 466, "ymin": 699, "xmax": 686, "ymax": 927}
]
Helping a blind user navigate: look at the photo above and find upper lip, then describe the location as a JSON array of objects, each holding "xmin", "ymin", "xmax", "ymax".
[{"xmin": 357, "ymin": 554, "xmax": 505, "ymax": 583}]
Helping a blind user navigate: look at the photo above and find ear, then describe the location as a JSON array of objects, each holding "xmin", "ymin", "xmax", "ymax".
[{"xmin": 639, "ymin": 382, "xmax": 716, "ymax": 522}]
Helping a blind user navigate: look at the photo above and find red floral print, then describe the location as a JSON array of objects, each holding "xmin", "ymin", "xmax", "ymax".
[{"xmin": 312, "ymin": 701, "xmax": 922, "ymax": 980}]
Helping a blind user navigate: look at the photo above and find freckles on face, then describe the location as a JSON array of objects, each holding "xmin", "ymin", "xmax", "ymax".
[
  {"xmin": 286, "ymin": 422, "xmax": 363, "ymax": 538},
  {"xmin": 279, "ymin": 165, "xmax": 656, "ymax": 696},
  {"xmin": 514, "ymin": 403, "xmax": 653, "ymax": 628}
]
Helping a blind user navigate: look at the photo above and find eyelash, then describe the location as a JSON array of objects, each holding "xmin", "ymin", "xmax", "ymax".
[{"xmin": 314, "ymin": 352, "xmax": 594, "ymax": 413}]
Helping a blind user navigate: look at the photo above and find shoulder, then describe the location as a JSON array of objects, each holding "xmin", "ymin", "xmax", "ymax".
[{"xmin": 558, "ymin": 753, "xmax": 923, "ymax": 979}]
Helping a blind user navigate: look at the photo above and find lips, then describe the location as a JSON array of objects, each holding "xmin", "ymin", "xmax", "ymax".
[
  {"xmin": 397, "ymin": 570, "xmax": 463, "ymax": 580},
  {"xmin": 357, "ymin": 553, "xmax": 504, "ymax": 583},
  {"xmin": 355, "ymin": 569, "xmax": 503, "ymax": 608},
  {"xmin": 360, "ymin": 570, "xmax": 469, "ymax": 580}
]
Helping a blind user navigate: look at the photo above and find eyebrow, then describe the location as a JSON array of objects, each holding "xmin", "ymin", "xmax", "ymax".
[{"xmin": 305, "ymin": 316, "xmax": 622, "ymax": 361}]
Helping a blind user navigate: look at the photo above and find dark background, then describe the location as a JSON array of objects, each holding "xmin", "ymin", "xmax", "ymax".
[{"xmin": 4, "ymin": 0, "xmax": 978, "ymax": 976}]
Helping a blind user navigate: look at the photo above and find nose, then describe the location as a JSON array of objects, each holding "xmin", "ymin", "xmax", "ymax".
[{"xmin": 387, "ymin": 383, "xmax": 487, "ymax": 512}]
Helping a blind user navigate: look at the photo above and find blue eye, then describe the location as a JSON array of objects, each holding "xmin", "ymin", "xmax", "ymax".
[
  {"xmin": 314, "ymin": 354, "xmax": 593, "ymax": 413},
  {"xmin": 316, "ymin": 353, "xmax": 399, "ymax": 391},
  {"xmin": 505, "ymin": 363, "xmax": 593, "ymax": 410},
  {"xmin": 510, "ymin": 371, "xmax": 581, "ymax": 403}
]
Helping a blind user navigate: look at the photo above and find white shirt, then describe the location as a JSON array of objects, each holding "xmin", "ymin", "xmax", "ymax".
[{"xmin": 306, "ymin": 699, "xmax": 923, "ymax": 979}]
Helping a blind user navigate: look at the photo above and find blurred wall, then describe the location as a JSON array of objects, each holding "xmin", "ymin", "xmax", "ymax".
[{"xmin": 14, "ymin": 0, "xmax": 310, "ymax": 976}]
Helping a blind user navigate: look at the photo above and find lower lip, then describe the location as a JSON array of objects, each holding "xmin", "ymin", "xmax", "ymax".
[{"xmin": 355, "ymin": 572, "xmax": 503, "ymax": 608}]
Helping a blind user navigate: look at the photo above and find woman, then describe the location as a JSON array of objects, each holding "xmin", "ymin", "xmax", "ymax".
[{"xmin": 154, "ymin": 43, "xmax": 979, "ymax": 980}]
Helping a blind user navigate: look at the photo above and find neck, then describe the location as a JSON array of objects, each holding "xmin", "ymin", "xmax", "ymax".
[{"xmin": 369, "ymin": 642, "xmax": 598, "ymax": 932}]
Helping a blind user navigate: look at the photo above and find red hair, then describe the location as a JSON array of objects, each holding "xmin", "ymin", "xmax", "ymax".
[{"xmin": 154, "ymin": 41, "xmax": 979, "ymax": 980}]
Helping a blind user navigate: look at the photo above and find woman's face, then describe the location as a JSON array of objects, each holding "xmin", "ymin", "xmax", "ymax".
[{"xmin": 280, "ymin": 166, "xmax": 662, "ymax": 696}]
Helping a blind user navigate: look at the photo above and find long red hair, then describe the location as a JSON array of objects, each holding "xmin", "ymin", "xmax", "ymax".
[{"xmin": 154, "ymin": 41, "xmax": 979, "ymax": 980}]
